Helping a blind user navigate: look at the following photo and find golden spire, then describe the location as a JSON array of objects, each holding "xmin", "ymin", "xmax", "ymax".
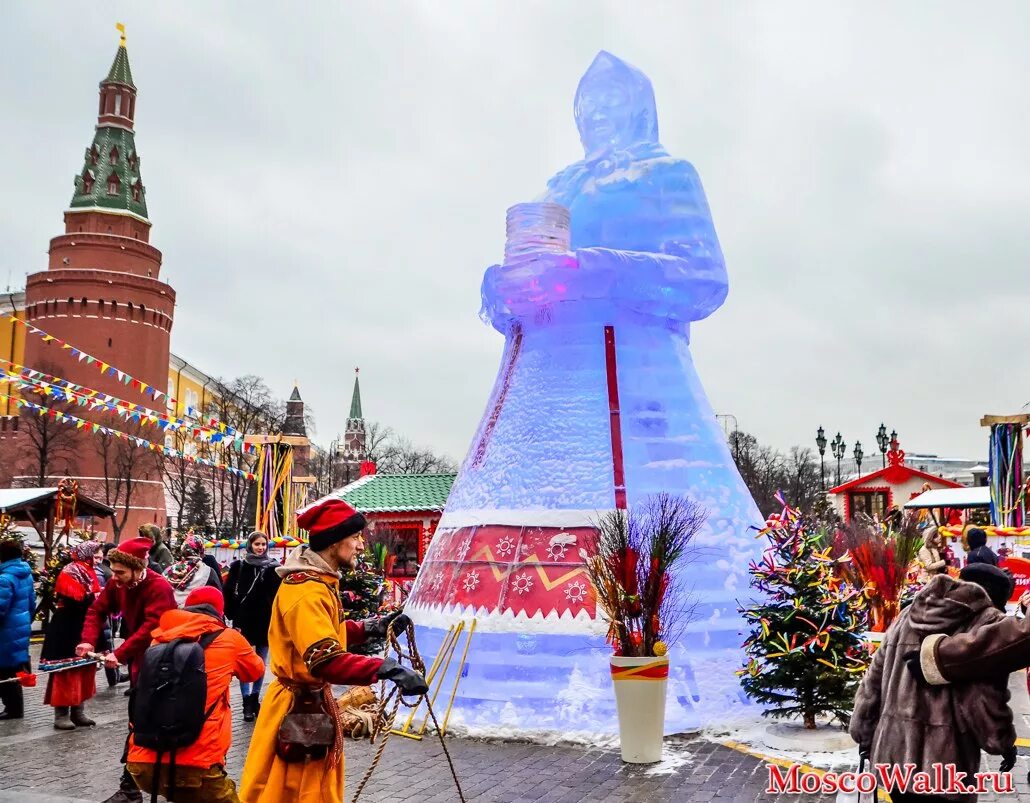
[{"xmin": 116, "ymin": 22, "xmax": 127, "ymax": 48}]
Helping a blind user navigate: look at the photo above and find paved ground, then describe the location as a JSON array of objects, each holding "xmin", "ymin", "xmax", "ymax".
[{"xmin": 0, "ymin": 645, "xmax": 1026, "ymax": 802}]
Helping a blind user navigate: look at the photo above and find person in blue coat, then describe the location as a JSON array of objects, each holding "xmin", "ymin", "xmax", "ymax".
[{"xmin": 0, "ymin": 539, "xmax": 36, "ymax": 719}]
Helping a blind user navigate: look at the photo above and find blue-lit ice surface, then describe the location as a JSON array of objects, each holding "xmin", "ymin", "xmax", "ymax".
[{"xmin": 407, "ymin": 52, "xmax": 764, "ymax": 737}]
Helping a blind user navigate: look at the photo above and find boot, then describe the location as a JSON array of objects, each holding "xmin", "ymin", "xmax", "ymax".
[
  {"xmin": 243, "ymin": 693, "xmax": 257, "ymax": 722},
  {"xmin": 70, "ymin": 705, "xmax": 95, "ymax": 727},
  {"xmin": 100, "ymin": 790, "xmax": 142, "ymax": 803},
  {"xmin": 105, "ymin": 666, "xmax": 119, "ymax": 687},
  {"xmin": 101, "ymin": 771, "xmax": 142, "ymax": 803},
  {"xmin": 53, "ymin": 706, "xmax": 75, "ymax": 730}
]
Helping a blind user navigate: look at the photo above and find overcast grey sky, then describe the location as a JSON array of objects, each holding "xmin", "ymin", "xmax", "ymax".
[{"xmin": 3, "ymin": 2, "xmax": 1028, "ymax": 464}]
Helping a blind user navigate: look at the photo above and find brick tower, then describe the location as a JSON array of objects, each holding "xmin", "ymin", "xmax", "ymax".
[{"xmin": 17, "ymin": 32, "xmax": 175, "ymax": 540}]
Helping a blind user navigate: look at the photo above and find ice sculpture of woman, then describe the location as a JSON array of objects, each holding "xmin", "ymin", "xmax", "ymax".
[{"xmin": 408, "ymin": 51, "xmax": 763, "ymax": 735}]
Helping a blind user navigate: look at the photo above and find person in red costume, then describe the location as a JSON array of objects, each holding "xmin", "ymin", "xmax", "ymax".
[
  {"xmin": 240, "ymin": 498, "xmax": 427, "ymax": 803},
  {"xmin": 76, "ymin": 536, "xmax": 177, "ymax": 803}
]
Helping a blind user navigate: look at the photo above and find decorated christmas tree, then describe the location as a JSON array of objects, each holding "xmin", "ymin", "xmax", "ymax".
[
  {"xmin": 339, "ymin": 550, "xmax": 388, "ymax": 655},
  {"xmin": 739, "ymin": 497, "xmax": 870, "ymax": 729}
]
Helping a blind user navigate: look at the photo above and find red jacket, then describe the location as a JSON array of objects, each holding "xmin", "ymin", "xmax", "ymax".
[
  {"xmin": 80, "ymin": 569, "xmax": 177, "ymax": 679},
  {"xmin": 128, "ymin": 607, "xmax": 265, "ymax": 768}
]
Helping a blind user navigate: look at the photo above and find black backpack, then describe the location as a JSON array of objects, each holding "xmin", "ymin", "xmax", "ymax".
[{"xmin": 130, "ymin": 630, "xmax": 222, "ymax": 802}]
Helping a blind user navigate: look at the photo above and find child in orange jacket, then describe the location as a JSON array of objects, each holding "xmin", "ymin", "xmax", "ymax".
[{"xmin": 127, "ymin": 586, "xmax": 264, "ymax": 803}]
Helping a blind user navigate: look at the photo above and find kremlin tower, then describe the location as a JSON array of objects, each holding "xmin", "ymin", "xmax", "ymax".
[
  {"xmin": 336, "ymin": 368, "xmax": 367, "ymax": 486},
  {"xmin": 12, "ymin": 31, "xmax": 175, "ymax": 539}
]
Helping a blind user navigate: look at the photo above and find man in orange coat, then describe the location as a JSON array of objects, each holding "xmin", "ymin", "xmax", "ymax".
[
  {"xmin": 127, "ymin": 586, "xmax": 264, "ymax": 803},
  {"xmin": 240, "ymin": 498, "xmax": 428, "ymax": 803}
]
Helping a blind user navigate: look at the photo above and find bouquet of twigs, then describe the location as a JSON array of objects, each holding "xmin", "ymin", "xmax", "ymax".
[
  {"xmin": 832, "ymin": 513, "xmax": 922, "ymax": 632},
  {"xmin": 584, "ymin": 493, "xmax": 706, "ymax": 658}
]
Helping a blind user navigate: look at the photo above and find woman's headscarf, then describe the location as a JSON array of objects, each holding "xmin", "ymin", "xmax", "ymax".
[
  {"xmin": 164, "ymin": 534, "xmax": 206, "ymax": 590},
  {"xmin": 243, "ymin": 530, "xmax": 277, "ymax": 569},
  {"xmin": 70, "ymin": 540, "xmax": 101, "ymax": 563},
  {"xmin": 57, "ymin": 541, "xmax": 101, "ymax": 600}
]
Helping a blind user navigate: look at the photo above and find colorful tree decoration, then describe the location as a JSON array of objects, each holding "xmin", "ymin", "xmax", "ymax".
[{"xmin": 739, "ymin": 497, "xmax": 870, "ymax": 729}]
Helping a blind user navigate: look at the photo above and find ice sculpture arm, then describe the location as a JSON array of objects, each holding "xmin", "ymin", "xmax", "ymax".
[
  {"xmin": 577, "ymin": 245, "xmax": 727, "ymax": 323},
  {"xmin": 480, "ymin": 243, "xmax": 726, "ymax": 330}
]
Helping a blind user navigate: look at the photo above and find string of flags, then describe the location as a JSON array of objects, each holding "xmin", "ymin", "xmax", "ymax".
[
  {"xmin": 0, "ymin": 365, "xmax": 256, "ymax": 454},
  {"xmin": 1, "ymin": 393, "xmax": 256, "ymax": 481},
  {"xmin": 1, "ymin": 315, "xmax": 241, "ymax": 439}
]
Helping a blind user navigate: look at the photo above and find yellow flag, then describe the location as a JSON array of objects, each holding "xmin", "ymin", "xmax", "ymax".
[{"xmin": 116, "ymin": 23, "xmax": 126, "ymax": 46}]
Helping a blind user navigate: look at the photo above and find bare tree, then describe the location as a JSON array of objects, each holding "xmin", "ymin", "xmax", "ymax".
[
  {"xmin": 728, "ymin": 431, "xmax": 824, "ymax": 516},
  {"xmin": 376, "ymin": 436, "xmax": 458, "ymax": 474},
  {"xmin": 782, "ymin": 446, "xmax": 823, "ymax": 513},
  {"xmin": 94, "ymin": 423, "xmax": 162, "ymax": 543},
  {"xmin": 360, "ymin": 421, "xmax": 457, "ymax": 475},
  {"xmin": 160, "ymin": 428, "xmax": 207, "ymax": 536},
  {"xmin": 205, "ymin": 375, "xmax": 284, "ymax": 535},
  {"xmin": 362, "ymin": 421, "xmax": 395, "ymax": 466},
  {"xmin": 15, "ymin": 395, "xmax": 79, "ymax": 487}
]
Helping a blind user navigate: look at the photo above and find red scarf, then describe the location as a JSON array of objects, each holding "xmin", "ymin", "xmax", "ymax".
[{"xmin": 55, "ymin": 560, "xmax": 101, "ymax": 602}]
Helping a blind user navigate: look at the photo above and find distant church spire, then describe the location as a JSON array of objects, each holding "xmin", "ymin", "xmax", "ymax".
[{"xmin": 348, "ymin": 367, "xmax": 362, "ymax": 421}]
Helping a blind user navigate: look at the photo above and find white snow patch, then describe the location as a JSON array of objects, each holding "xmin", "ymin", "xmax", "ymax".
[
  {"xmin": 447, "ymin": 719, "xmax": 619, "ymax": 749},
  {"xmin": 643, "ymin": 748, "xmax": 692, "ymax": 776},
  {"xmin": 705, "ymin": 714, "xmax": 858, "ymax": 771}
]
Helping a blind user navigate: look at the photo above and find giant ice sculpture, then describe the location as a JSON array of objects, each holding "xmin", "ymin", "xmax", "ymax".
[{"xmin": 407, "ymin": 51, "xmax": 764, "ymax": 735}]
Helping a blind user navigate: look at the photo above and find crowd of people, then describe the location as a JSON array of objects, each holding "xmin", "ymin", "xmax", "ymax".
[{"xmin": 0, "ymin": 497, "xmax": 427, "ymax": 803}]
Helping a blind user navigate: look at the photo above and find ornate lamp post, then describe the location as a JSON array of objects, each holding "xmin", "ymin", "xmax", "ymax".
[
  {"xmin": 831, "ymin": 431, "xmax": 846, "ymax": 486},
  {"xmin": 854, "ymin": 440, "xmax": 864, "ymax": 477},
  {"xmin": 876, "ymin": 423, "xmax": 889, "ymax": 468},
  {"xmin": 816, "ymin": 426, "xmax": 828, "ymax": 490}
]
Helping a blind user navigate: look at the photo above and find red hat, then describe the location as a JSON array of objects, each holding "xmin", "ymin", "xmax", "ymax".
[
  {"xmin": 298, "ymin": 498, "xmax": 367, "ymax": 552},
  {"xmin": 185, "ymin": 586, "xmax": 225, "ymax": 617},
  {"xmin": 108, "ymin": 537, "xmax": 153, "ymax": 571}
]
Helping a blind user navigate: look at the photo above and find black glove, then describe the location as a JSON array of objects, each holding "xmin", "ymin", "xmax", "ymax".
[
  {"xmin": 377, "ymin": 657, "xmax": 429, "ymax": 696},
  {"xmin": 362, "ymin": 610, "xmax": 412, "ymax": 638},
  {"xmin": 902, "ymin": 650, "xmax": 928, "ymax": 685},
  {"xmin": 1000, "ymin": 744, "xmax": 1017, "ymax": 774}
]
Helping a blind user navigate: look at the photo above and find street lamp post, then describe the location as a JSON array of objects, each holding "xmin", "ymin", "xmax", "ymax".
[
  {"xmin": 831, "ymin": 432, "xmax": 846, "ymax": 486},
  {"xmin": 816, "ymin": 426, "xmax": 827, "ymax": 490},
  {"xmin": 854, "ymin": 440, "xmax": 864, "ymax": 477},
  {"xmin": 876, "ymin": 424, "xmax": 888, "ymax": 468}
]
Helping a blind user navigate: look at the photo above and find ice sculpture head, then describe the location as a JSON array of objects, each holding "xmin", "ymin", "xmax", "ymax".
[{"xmin": 575, "ymin": 51, "xmax": 658, "ymax": 157}]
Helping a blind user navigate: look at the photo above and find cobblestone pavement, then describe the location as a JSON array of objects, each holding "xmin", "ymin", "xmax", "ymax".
[{"xmin": 0, "ymin": 646, "xmax": 1026, "ymax": 802}]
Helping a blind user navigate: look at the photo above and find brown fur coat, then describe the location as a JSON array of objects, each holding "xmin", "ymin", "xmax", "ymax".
[{"xmin": 849, "ymin": 575, "xmax": 1015, "ymax": 802}]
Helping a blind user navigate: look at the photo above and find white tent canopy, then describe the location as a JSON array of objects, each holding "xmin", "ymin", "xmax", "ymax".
[{"xmin": 904, "ymin": 486, "xmax": 991, "ymax": 510}]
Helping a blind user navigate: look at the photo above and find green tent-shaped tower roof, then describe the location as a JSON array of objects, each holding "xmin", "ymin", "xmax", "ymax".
[
  {"xmin": 105, "ymin": 43, "xmax": 135, "ymax": 88},
  {"xmin": 349, "ymin": 370, "xmax": 363, "ymax": 420},
  {"xmin": 69, "ymin": 41, "xmax": 148, "ymax": 220}
]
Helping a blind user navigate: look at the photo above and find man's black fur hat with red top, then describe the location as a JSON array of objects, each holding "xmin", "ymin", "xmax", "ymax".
[
  {"xmin": 298, "ymin": 498, "xmax": 367, "ymax": 551},
  {"xmin": 108, "ymin": 536, "xmax": 153, "ymax": 571}
]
